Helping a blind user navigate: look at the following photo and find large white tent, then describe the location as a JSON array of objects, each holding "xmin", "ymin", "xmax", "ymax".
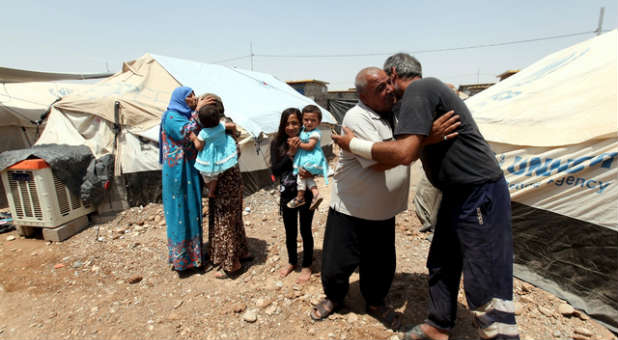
[
  {"xmin": 415, "ymin": 30, "xmax": 617, "ymax": 330},
  {"xmin": 0, "ymin": 82, "xmax": 91, "ymax": 153},
  {"xmin": 36, "ymin": 53, "xmax": 336, "ymax": 197}
]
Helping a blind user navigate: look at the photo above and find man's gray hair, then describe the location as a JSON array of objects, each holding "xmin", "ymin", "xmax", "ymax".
[
  {"xmin": 355, "ymin": 67, "xmax": 382, "ymax": 94},
  {"xmin": 384, "ymin": 53, "xmax": 422, "ymax": 79}
]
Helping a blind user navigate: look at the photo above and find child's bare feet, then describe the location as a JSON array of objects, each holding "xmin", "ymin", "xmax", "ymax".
[
  {"xmin": 279, "ymin": 264, "xmax": 295, "ymax": 278},
  {"xmin": 296, "ymin": 267, "xmax": 312, "ymax": 284}
]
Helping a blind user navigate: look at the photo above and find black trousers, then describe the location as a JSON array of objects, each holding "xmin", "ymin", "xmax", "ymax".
[
  {"xmin": 281, "ymin": 203, "xmax": 315, "ymax": 267},
  {"xmin": 321, "ymin": 208, "xmax": 396, "ymax": 307},
  {"xmin": 426, "ymin": 176, "xmax": 518, "ymax": 339}
]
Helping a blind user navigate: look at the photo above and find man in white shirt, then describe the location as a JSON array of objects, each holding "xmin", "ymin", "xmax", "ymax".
[{"xmin": 310, "ymin": 67, "xmax": 457, "ymax": 330}]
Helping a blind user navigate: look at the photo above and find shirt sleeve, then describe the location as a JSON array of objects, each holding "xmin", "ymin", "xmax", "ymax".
[
  {"xmin": 197, "ymin": 128, "xmax": 206, "ymax": 141},
  {"xmin": 343, "ymin": 111, "xmax": 382, "ymax": 168},
  {"xmin": 308, "ymin": 130, "xmax": 321, "ymax": 141}
]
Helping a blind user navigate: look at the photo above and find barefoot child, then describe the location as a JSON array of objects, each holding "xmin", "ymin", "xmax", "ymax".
[
  {"xmin": 193, "ymin": 104, "xmax": 239, "ymax": 198},
  {"xmin": 287, "ymin": 105, "xmax": 328, "ymax": 211}
]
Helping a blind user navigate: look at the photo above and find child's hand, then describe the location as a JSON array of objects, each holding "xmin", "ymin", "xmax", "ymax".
[{"xmin": 298, "ymin": 167, "xmax": 313, "ymax": 179}]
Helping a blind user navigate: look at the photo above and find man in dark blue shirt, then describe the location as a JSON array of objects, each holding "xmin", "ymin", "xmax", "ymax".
[{"xmin": 333, "ymin": 53, "xmax": 519, "ymax": 340}]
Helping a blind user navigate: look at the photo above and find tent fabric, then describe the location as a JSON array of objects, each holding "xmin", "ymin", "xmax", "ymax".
[
  {"xmin": 461, "ymin": 30, "xmax": 618, "ymax": 332},
  {"xmin": 39, "ymin": 53, "xmax": 336, "ymax": 179},
  {"xmin": 152, "ymin": 54, "xmax": 336, "ymax": 137},
  {"xmin": 0, "ymin": 66, "xmax": 111, "ymax": 83},
  {"xmin": 466, "ymin": 30, "xmax": 617, "ymax": 147}
]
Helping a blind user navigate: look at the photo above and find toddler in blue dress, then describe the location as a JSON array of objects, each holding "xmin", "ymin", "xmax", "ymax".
[
  {"xmin": 193, "ymin": 104, "xmax": 239, "ymax": 198},
  {"xmin": 288, "ymin": 105, "xmax": 329, "ymax": 210}
]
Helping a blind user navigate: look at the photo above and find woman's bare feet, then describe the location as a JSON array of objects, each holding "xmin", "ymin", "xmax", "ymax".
[
  {"xmin": 279, "ymin": 264, "xmax": 295, "ymax": 278},
  {"xmin": 296, "ymin": 267, "xmax": 312, "ymax": 284}
]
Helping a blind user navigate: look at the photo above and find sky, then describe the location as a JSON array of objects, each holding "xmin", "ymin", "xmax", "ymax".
[{"xmin": 3, "ymin": 1, "xmax": 616, "ymax": 90}]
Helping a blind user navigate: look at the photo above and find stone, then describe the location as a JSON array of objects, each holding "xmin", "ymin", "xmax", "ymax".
[
  {"xmin": 242, "ymin": 309, "xmax": 258, "ymax": 323},
  {"xmin": 574, "ymin": 327, "xmax": 592, "ymax": 337},
  {"xmin": 264, "ymin": 304, "xmax": 277, "ymax": 315},
  {"xmin": 159, "ymin": 221, "xmax": 166, "ymax": 227},
  {"xmin": 128, "ymin": 275, "xmax": 143, "ymax": 284},
  {"xmin": 173, "ymin": 300, "xmax": 184, "ymax": 309},
  {"xmin": 231, "ymin": 303, "xmax": 246, "ymax": 313},
  {"xmin": 519, "ymin": 295, "xmax": 534, "ymax": 304},
  {"xmin": 54, "ymin": 263, "xmax": 65, "ymax": 269},
  {"xmin": 574, "ymin": 310, "xmax": 590, "ymax": 320},
  {"xmin": 538, "ymin": 306, "xmax": 553, "ymax": 317},
  {"xmin": 71, "ymin": 261, "xmax": 82, "ymax": 268},
  {"xmin": 553, "ymin": 330, "xmax": 561, "ymax": 337},
  {"xmin": 256, "ymin": 297, "xmax": 272, "ymax": 308},
  {"xmin": 6, "ymin": 235, "xmax": 15, "ymax": 241},
  {"xmin": 346, "ymin": 313, "xmax": 359, "ymax": 324},
  {"xmin": 558, "ymin": 303, "xmax": 574, "ymax": 316},
  {"xmin": 390, "ymin": 335, "xmax": 401, "ymax": 340}
]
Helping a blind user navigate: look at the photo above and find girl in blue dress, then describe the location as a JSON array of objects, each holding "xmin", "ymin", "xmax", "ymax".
[
  {"xmin": 193, "ymin": 104, "xmax": 239, "ymax": 198},
  {"xmin": 288, "ymin": 105, "xmax": 329, "ymax": 210}
]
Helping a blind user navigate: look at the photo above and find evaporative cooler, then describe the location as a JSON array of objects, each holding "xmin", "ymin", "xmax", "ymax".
[{"xmin": 1, "ymin": 159, "xmax": 94, "ymax": 228}]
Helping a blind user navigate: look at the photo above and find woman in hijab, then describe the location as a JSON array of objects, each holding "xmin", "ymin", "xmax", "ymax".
[{"xmin": 160, "ymin": 86, "xmax": 212, "ymax": 273}]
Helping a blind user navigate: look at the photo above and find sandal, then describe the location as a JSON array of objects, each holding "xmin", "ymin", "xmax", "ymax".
[
  {"xmin": 310, "ymin": 298, "xmax": 340, "ymax": 321},
  {"xmin": 402, "ymin": 324, "xmax": 446, "ymax": 340},
  {"xmin": 309, "ymin": 196, "xmax": 323, "ymax": 211},
  {"xmin": 287, "ymin": 197, "xmax": 306, "ymax": 209},
  {"xmin": 367, "ymin": 304, "xmax": 402, "ymax": 330}
]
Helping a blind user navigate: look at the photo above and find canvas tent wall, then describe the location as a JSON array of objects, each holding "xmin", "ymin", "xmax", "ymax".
[
  {"xmin": 36, "ymin": 53, "xmax": 336, "ymax": 203},
  {"xmin": 414, "ymin": 31, "xmax": 617, "ymax": 330}
]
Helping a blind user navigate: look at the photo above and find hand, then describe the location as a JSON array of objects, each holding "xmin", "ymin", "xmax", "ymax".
[
  {"xmin": 331, "ymin": 127, "xmax": 355, "ymax": 152},
  {"xmin": 425, "ymin": 110, "xmax": 460, "ymax": 146},
  {"xmin": 196, "ymin": 96, "xmax": 217, "ymax": 111},
  {"xmin": 298, "ymin": 167, "xmax": 313, "ymax": 179}
]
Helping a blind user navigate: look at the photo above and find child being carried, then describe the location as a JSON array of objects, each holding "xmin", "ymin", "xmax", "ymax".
[
  {"xmin": 287, "ymin": 105, "xmax": 329, "ymax": 210},
  {"xmin": 193, "ymin": 104, "xmax": 239, "ymax": 198}
]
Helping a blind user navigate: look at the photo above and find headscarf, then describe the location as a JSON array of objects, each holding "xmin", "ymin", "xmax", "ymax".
[{"xmin": 159, "ymin": 86, "xmax": 194, "ymax": 163}]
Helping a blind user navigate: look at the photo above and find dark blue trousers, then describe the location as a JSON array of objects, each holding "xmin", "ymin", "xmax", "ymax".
[{"xmin": 426, "ymin": 176, "xmax": 519, "ymax": 339}]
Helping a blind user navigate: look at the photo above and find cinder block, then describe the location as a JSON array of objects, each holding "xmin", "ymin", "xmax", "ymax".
[{"xmin": 42, "ymin": 215, "xmax": 90, "ymax": 242}]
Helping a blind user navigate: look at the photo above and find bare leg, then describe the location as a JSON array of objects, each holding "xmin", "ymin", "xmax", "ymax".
[
  {"xmin": 207, "ymin": 180, "xmax": 217, "ymax": 198},
  {"xmin": 296, "ymin": 189, "xmax": 305, "ymax": 202},
  {"xmin": 310, "ymin": 186, "xmax": 319, "ymax": 198}
]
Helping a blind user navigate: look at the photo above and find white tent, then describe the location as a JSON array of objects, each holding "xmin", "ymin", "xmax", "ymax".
[
  {"xmin": 464, "ymin": 30, "xmax": 617, "ymax": 330},
  {"xmin": 36, "ymin": 53, "xmax": 336, "ymax": 195},
  {"xmin": 0, "ymin": 82, "xmax": 91, "ymax": 153}
]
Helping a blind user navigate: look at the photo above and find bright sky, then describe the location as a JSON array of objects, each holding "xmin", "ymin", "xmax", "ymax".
[{"xmin": 3, "ymin": 1, "xmax": 616, "ymax": 90}]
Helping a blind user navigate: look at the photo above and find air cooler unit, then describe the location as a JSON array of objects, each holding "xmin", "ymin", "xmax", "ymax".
[{"xmin": 1, "ymin": 159, "xmax": 94, "ymax": 228}]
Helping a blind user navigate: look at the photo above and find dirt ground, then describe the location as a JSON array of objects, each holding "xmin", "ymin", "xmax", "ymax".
[{"xmin": 0, "ymin": 176, "xmax": 615, "ymax": 340}]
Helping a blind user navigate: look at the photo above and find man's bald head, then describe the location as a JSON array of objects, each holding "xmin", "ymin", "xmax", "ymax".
[{"xmin": 354, "ymin": 67, "xmax": 395, "ymax": 114}]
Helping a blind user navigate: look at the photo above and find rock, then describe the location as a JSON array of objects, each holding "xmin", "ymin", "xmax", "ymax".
[
  {"xmin": 553, "ymin": 330, "xmax": 561, "ymax": 337},
  {"xmin": 514, "ymin": 302, "xmax": 523, "ymax": 315},
  {"xmin": 256, "ymin": 298, "xmax": 272, "ymax": 308},
  {"xmin": 159, "ymin": 221, "xmax": 166, "ymax": 227},
  {"xmin": 173, "ymin": 300, "xmax": 184, "ymax": 309},
  {"xmin": 137, "ymin": 220, "xmax": 145, "ymax": 226},
  {"xmin": 128, "ymin": 275, "xmax": 143, "ymax": 284},
  {"xmin": 308, "ymin": 328, "xmax": 315, "ymax": 336},
  {"xmin": 264, "ymin": 304, "xmax": 277, "ymax": 315},
  {"xmin": 6, "ymin": 235, "xmax": 15, "ymax": 241},
  {"xmin": 231, "ymin": 303, "xmax": 246, "ymax": 313},
  {"xmin": 574, "ymin": 310, "xmax": 590, "ymax": 320},
  {"xmin": 572, "ymin": 335, "xmax": 589, "ymax": 340},
  {"xmin": 574, "ymin": 327, "xmax": 592, "ymax": 337},
  {"xmin": 71, "ymin": 261, "xmax": 82, "ymax": 268},
  {"xmin": 346, "ymin": 313, "xmax": 359, "ymax": 324},
  {"xmin": 538, "ymin": 306, "xmax": 553, "ymax": 317},
  {"xmin": 390, "ymin": 335, "xmax": 401, "ymax": 340},
  {"xmin": 54, "ymin": 263, "xmax": 65, "ymax": 269},
  {"xmin": 518, "ymin": 295, "xmax": 534, "ymax": 304},
  {"xmin": 558, "ymin": 303, "xmax": 574, "ymax": 316},
  {"xmin": 242, "ymin": 309, "xmax": 258, "ymax": 323}
]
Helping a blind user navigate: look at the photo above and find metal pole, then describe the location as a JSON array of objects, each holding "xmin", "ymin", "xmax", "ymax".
[
  {"xmin": 250, "ymin": 41, "xmax": 254, "ymax": 71},
  {"xmin": 596, "ymin": 7, "xmax": 605, "ymax": 36}
]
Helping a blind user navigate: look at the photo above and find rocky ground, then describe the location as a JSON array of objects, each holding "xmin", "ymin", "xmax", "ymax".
[{"xmin": 0, "ymin": 176, "xmax": 615, "ymax": 340}]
